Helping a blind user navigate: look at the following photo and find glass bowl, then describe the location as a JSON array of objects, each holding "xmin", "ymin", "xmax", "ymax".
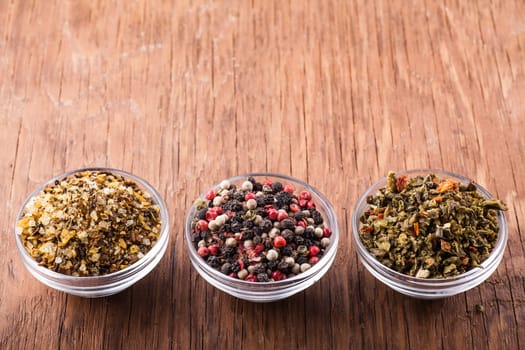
[
  {"xmin": 185, "ymin": 173, "xmax": 339, "ymax": 302},
  {"xmin": 14, "ymin": 168, "xmax": 170, "ymax": 298},
  {"xmin": 352, "ymin": 169, "xmax": 508, "ymax": 299}
]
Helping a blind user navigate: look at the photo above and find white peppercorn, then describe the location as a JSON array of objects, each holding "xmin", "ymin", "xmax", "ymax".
[
  {"xmin": 246, "ymin": 198, "xmax": 257, "ymax": 210},
  {"xmin": 266, "ymin": 249, "xmax": 279, "ymax": 261},
  {"xmin": 237, "ymin": 269, "xmax": 248, "ymax": 280},
  {"xmin": 320, "ymin": 237, "xmax": 331, "ymax": 248},
  {"xmin": 225, "ymin": 237, "xmax": 237, "ymax": 247},
  {"xmin": 300, "ymin": 263, "xmax": 311, "ymax": 272},
  {"xmin": 241, "ymin": 180, "xmax": 253, "ymax": 191}
]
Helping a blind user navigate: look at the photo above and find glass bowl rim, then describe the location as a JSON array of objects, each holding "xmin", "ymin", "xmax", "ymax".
[
  {"xmin": 184, "ymin": 172, "xmax": 340, "ymax": 287},
  {"xmin": 14, "ymin": 167, "xmax": 170, "ymax": 282},
  {"xmin": 351, "ymin": 168, "xmax": 508, "ymax": 285}
]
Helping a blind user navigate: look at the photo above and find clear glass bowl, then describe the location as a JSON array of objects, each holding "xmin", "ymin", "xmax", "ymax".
[
  {"xmin": 14, "ymin": 168, "xmax": 170, "ymax": 298},
  {"xmin": 352, "ymin": 169, "xmax": 508, "ymax": 299},
  {"xmin": 185, "ymin": 173, "xmax": 339, "ymax": 302}
]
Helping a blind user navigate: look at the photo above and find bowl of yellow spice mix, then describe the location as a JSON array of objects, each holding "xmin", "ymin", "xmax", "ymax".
[
  {"xmin": 14, "ymin": 168, "xmax": 169, "ymax": 297},
  {"xmin": 352, "ymin": 169, "xmax": 508, "ymax": 299}
]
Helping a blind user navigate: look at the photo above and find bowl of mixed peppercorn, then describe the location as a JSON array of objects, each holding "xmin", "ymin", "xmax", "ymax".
[
  {"xmin": 185, "ymin": 173, "xmax": 339, "ymax": 302},
  {"xmin": 352, "ymin": 169, "xmax": 508, "ymax": 299},
  {"xmin": 14, "ymin": 168, "xmax": 170, "ymax": 297}
]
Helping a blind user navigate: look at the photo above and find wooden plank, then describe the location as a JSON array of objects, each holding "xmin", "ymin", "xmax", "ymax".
[{"xmin": 1, "ymin": 0, "xmax": 524, "ymax": 349}]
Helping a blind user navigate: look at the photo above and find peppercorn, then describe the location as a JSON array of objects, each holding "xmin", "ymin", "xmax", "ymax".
[
  {"xmin": 271, "ymin": 182, "xmax": 283, "ymax": 192},
  {"xmin": 196, "ymin": 208, "xmax": 208, "ymax": 220},
  {"xmin": 266, "ymin": 249, "xmax": 279, "ymax": 261},
  {"xmin": 273, "ymin": 236, "xmax": 287, "ymax": 248},
  {"xmin": 257, "ymin": 273, "xmax": 269, "ymax": 282},
  {"xmin": 207, "ymin": 256, "xmax": 221, "ymax": 268},
  {"xmin": 190, "ymin": 177, "xmax": 333, "ymax": 282},
  {"xmin": 280, "ymin": 245, "xmax": 293, "ymax": 256},
  {"xmin": 300, "ymin": 263, "xmax": 311, "ymax": 272},
  {"xmin": 304, "ymin": 227, "xmax": 315, "ymax": 239},
  {"xmin": 311, "ymin": 209, "xmax": 323, "ymax": 225}
]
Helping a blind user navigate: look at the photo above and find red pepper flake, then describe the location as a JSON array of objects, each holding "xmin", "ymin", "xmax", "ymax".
[
  {"xmin": 396, "ymin": 175, "xmax": 408, "ymax": 192},
  {"xmin": 362, "ymin": 226, "xmax": 373, "ymax": 233},
  {"xmin": 437, "ymin": 179, "xmax": 459, "ymax": 193},
  {"xmin": 413, "ymin": 222, "xmax": 420, "ymax": 236},
  {"xmin": 440, "ymin": 240, "xmax": 452, "ymax": 252}
]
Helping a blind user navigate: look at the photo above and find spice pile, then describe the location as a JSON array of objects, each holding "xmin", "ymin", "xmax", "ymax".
[
  {"xmin": 190, "ymin": 177, "xmax": 332, "ymax": 282},
  {"xmin": 358, "ymin": 171, "xmax": 507, "ymax": 278},
  {"xmin": 16, "ymin": 171, "xmax": 162, "ymax": 276}
]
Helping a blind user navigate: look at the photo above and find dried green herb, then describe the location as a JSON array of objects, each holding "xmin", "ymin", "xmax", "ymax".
[
  {"xmin": 359, "ymin": 171, "xmax": 507, "ymax": 278},
  {"xmin": 16, "ymin": 171, "xmax": 161, "ymax": 276}
]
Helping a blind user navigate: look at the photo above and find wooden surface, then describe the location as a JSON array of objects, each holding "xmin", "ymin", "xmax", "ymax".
[{"xmin": 1, "ymin": 0, "xmax": 524, "ymax": 349}]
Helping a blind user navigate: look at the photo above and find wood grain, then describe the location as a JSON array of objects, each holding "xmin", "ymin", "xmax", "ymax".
[{"xmin": 1, "ymin": 0, "xmax": 524, "ymax": 349}]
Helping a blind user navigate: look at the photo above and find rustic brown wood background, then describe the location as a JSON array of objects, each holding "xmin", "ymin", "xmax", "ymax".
[{"xmin": 1, "ymin": 0, "xmax": 524, "ymax": 349}]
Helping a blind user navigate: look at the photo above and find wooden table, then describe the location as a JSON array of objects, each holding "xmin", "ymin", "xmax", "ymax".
[{"xmin": 1, "ymin": 1, "xmax": 524, "ymax": 349}]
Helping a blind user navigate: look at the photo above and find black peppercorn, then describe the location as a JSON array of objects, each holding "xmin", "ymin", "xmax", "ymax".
[
  {"xmin": 267, "ymin": 260, "xmax": 278, "ymax": 271},
  {"xmin": 257, "ymin": 273, "xmax": 269, "ymax": 282},
  {"xmin": 296, "ymin": 256, "xmax": 308, "ymax": 265},
  {"xmin": 231, "ymin": 262, "xmax": 241, "ymax": 273},
  {"xmin": 260, "ymin": 219, "xmax": 273, "ymax": 233},
  {"xmin": 220, "ymin": 262, "xmax": 232, "ymax": 274},
  {"xmin": 207, "ymin": 256, "xmax": 221, "ymax": 269},
  {"xmin": 271, "ymin": 182, "xmax": 283, "ymax": 192},
  {"xmin": 280, "ymin": 245, "xmax": 293, "ymax": 256},
  {"xmin": 304, "ymin": 227, "xmax": 315, "ymax": 239},
  {"xmin": 280, "ymin": 218, "xmax": 295, "ymax": 230},
  {"xmin": 196, "ymin": 208, "xmax": 208, "ymax": 220},
  {"xmin": 294, "ymin": 211, "xmax": 304, "ymax": 221},
  {"xmin": 311, "ymin": 209, "xmax": 323, "ymax": 225}
]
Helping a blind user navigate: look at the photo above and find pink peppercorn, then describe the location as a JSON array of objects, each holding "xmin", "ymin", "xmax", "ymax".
[
  {"xmin": 298, "ymin": 199, "xmax": 308, "ymax": 208},
  {"xmin": 195, "ymin": 219, "xmax": 208, "ymax": 232},
  {"xmin": 246, "ymin": 274, "xmax": 258, "ymax": 282},
  {"xmin": 205, "ymin": 189, "xmax": 216, "ymax": 200},
  {"xmin": 197, "ymin": 246, "xmax": 209, "ymax": 257},
  {"xmin": 254, "ymin": 243, "xmax": 264, "ymax": 254},
  {"xmin": 267, "ymin": 208, "xmax": 278, "ymax": 220},
  {"xmin": 273, "ymin": 236, "xmax": 287, "ymax": 248},
  {"xmin": 309, "ymin": 256, "xmax": 320, "ymax": 264},
  {"xmin": 289, "ymin": 203, "xmax": 300, "ymax": 212},
  {"xmin": 300, "ymin": 190, "xmax": 312, "ymax": 201},
  {"xmin": 283, "ymin": 184, "xmax": 294, "ymax": 193},
  {"xmin": 271, "ymin": 270, "xmax": 286, "ymax": 281},
  {"xmin": 263, "ymin": 180, "xmax": 273, "ymax": 186},
  {"xmin": 309, "ymin": 245, "xmax": 320, "ymax": 257},
  {"xmin": 307, "ymin": 200, "xmax": 316, "ymax": 209},
  {"xmin": 277, "ymin": 209, "xmax": 289, "ymax": 221},
  {"xmin": 206, "ymin": 210, "xmax": 218, "ymax": 221},
  {"xmin": 323, "ymin": 227, "xmax": 332, "ymax": 237},
  {"xmin": 236, "ymin": 259, "xmax": 245, "ymax": 270},
  {"xmin": 208, "ymin": 244, "xmax": 219, "ymax": 256},
  {"xmin": 297, "ymin": 220, "xmax": 306, "ymax": 228},
  {"xmin": 245, "ymin": 192, "xmax": 257, "ymax": 201}
]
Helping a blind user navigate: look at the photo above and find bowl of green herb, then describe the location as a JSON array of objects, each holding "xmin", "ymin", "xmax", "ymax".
[
  {"xmin": 352, "ymin": 169, "xmax": 508, "ymax": 299},
  {"xmin": 14, "ymin": 168, "xmax": 170, "ymax": 297}
]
